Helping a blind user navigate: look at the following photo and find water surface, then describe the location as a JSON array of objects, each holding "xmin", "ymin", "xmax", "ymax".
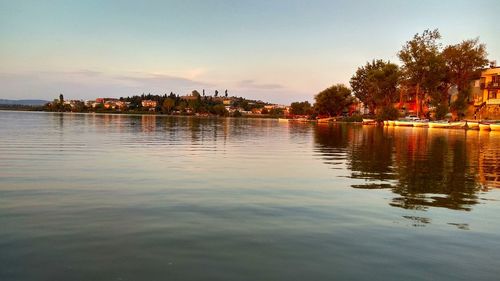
[{"xmin": 1, "ymin": 111, "xmax": 499, "ymax": 280}]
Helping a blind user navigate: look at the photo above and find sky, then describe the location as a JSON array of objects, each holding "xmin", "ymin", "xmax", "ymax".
[{"xmin": 0, "ymin": 0, "xmax": 499, "ymax": 104}]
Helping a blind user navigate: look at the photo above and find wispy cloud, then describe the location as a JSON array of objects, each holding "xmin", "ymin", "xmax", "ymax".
[
  {"xmin": 35, "ymin": 70, "xmax": 103, "ymax": 77},
  {"xmin": 115, "ymin": 72, "xmax": 213, "ymax": 88},
  {"xmin": 0, "ymin": 70, "xmax": 214, "ymax": 100},
  {"xmin": 237, "ymin": 79, "xmax": 284, "ymax": 90}
]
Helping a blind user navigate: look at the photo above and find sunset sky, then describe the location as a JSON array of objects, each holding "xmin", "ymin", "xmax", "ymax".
[{"xmin": 1, "ymin": 0, "xmax": 498, "ymax": 104}]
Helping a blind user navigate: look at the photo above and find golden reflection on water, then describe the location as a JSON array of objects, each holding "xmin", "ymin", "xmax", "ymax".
[{"xmin": 313, "ymin": 124, "xmax": 500, "ymax": 211}]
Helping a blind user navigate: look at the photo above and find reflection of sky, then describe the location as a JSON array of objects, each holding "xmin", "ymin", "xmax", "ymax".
[
  {"xmin": 2, "ymin": 112, "xmax": 500, "ymax": 280},
  {"xmin": 1, "ymin": 0, "xmax": 498, "ymax": 103}
]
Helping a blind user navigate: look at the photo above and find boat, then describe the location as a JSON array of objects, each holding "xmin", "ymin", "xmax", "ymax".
[
  {"xmin": 288, "ymin": 117, "xmax": 316, "ymax": 123},
  {"xmin": 362, "ymin": 118, "xmax": 377, "ymax": 125},
  {"xmin": 490, "ymin": 123, "xmax": 500, "ymax": 131},
  {"xmin": 479, "ymin": 122, "xmax": 491, "ymax": 131},
  {"xmin": 383, "ymin": 120, "xmax": 389, "ymax": 126},
  {"xmin": 395, "ymin": 119, "xmax": 414, "ymax": 127},
  {"xmin": 466, "ymin": 120, "xmax": 479, "ymax": 130},
  {"xmin": 317, "ymin": 117, "xmax": 334, "ymax": 123},
  {"xmin": 428, "ymin": 121, "xmax": 451, "ymax": 129},
  {"xmin": 448, "ymin": 121, "xmax": 467, "ymax": 129},
  {"xmin": 412, "ymin": 120, "xmax": 429, "ymax": 127},
  {"xmin": 278, "ymin": 118, "xmax": 289, "ymax": 122},
  {"xmin": 388, "ymin": 120, "xmax": 396, "ymax": 126}
]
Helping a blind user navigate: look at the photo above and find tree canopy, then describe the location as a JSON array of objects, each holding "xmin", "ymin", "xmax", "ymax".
[
  {"xmin": 290, "ymin": 101, "xmax": 312, "ymax": 115},
  {"xmin": 350, "ymin": 60, "xmax": 400, "ymax": 113},
  {"xmin": 314, "ymin": 84, "xmax": 353, "ymax": 116},
  {"xmin": 398, "ymin": 29, "xmax": 443, "ymax": 116}
]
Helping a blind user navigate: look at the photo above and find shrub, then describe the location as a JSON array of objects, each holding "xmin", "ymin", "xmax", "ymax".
[{"xmin": 376, "ymin": 106, "xmax": 399, "ymax": 121}]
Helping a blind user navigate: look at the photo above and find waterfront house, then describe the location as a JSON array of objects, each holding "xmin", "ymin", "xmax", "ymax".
[
  {"xmin": 472, "ymin": 63, "xmax": 500, "ymax": 119},
  {"xmin": 141, "ymin": 100, "xmax": 157, "ymax": 108}
]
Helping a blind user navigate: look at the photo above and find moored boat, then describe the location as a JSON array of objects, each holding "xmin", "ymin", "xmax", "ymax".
[
  {"xmin": 412, "ymin": 120, "xmax": 429, "ymax": 127},
  {"xmin": 317, "ymin": 117, "xmax": 334, "ymax": 123},
  {"xmin": 383, "ymin": 120, "xmax": 389, "ymax": 126},
  {"xmin": 479, "ymin": 122, "xmax": 491, "ymax": 131},
  {"xmin": 362, "ymin": 118, "xmax": 377, "ymax": 125},
  {"xmin": 388, "ymin": 120, "xmax": 396, "ymax": 126},
  {"xmin": 428, "ymin": 121, "xmax": 450, "ymax": 129},
  {"xmin": 466, "ymin": 121, "xmax": 479, "ymax": 130},
  {"xmin": 395, "ymin": 119, "xmax": 414, "ymax": 127},
  {"xmin": 490, "ymin": 123, "xmax": 500, "ymax": 131},
  {"xmin": 448, "ymin": 121, "xmax": 467, "ymax": 129},
  {"xmin": 278, "ymin": 118, "xmax": 289, "ymax": 122}
]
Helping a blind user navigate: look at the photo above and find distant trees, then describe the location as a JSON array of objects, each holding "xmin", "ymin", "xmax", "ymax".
[
  {"xmin": 350, "ymin": 60, "xmax": 400, "ymax": 116},
  {"xmin": 443, "ymin": 38, "xmax": 488, "ymax": 115},
  {"xmin": 290, "ymin": 101, "xmax": 312, "ymax": 115},
  {"xmin": 161, "ymin": 98, "xmax": 175, "ymax": 113},
  {"xmin": 314, "ymin": 84, "xmax": 353, "ymax": 116},
  {"xmin": 192, "ymin": 90, "xmax": 201, "ymax": 97},
  {"xmin": 211, "ymin": 104, "xmax": 227, "ymax": 116}
]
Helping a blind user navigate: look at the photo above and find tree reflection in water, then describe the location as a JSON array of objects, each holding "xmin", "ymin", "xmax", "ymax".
[{"xmin": 313, "ymin": 124, "xmax": 500, "ymax": 211}]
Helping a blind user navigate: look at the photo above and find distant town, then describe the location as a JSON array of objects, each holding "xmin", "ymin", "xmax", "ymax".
[{"xmin": 42, "ymin": 91, "xmax": 293, "ymax": 118}]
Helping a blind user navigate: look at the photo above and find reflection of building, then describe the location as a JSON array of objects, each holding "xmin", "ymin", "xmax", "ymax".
[
  {"xmin": 477, "ymin": 132, "xmax": 500, "ymax": 188},
  {"xmin": 141, "ymin": 115, "xmax": 157, "ymax": 132}
]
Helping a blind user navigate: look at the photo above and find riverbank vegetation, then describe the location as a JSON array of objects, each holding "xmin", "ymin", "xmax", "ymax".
[
  {"xmin": 41, "ymin": 29, "xmax": 490, "ymax": 121},
  {"xmin": 44, "ymin": 92, "xmax": 285, "ymax": 118},
  {"xmin": 305, "ymin": 29, "xmax": 489, "ymax": 120}
]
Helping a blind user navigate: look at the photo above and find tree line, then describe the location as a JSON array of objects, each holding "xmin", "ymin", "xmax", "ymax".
[
  {"xmin": 44, "ymin": 91, "xmax": 281, "ymax": 117},
  {"xmin": 293, "ymin": 29, "xmax": 489, "ymax": 120}
]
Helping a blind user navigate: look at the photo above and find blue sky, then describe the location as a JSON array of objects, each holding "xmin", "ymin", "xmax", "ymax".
[{"xmin": 0, "ymin": 0, "xmax": 498, "ymax": 103}]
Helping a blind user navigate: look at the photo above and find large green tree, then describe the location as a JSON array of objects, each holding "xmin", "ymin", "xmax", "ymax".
[
  {"xmin": 398, "ymin": 29, "xmax": 442, "ymax": 117},
  {"xmin": 350, "ymin": 60, "xmax": 401, "ymax": 116},
  {"xmin": 442, "ymin": 38, "xmax": 488, "ymax": 115},
  {"xmin": 290, "ymin": 101, "xmax": 312, "ymax": 115},
  {"xmin": 314, "ymin": 84, "xmax": 353, "ymax": 116},
  {"xmin": 350, "ymin": 60, "xmax": 383, "ymax": 114}
]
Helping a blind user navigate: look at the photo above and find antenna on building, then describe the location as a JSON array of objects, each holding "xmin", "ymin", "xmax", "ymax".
[{"xmin": 490, "ymin": 60, "xmax": 497, "ymax": 68}]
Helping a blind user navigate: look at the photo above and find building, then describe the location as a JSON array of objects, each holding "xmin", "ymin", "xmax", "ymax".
[
  {"xmin": 473, "ymin": 64, "xmax": 500, "ymax": 119},
  {"xmin": 475, "ymin": 66, "xmax": 500, "ymax": 105},
  {"xmin": 104, "ymin": 100, "xmax": 117, "ymax": 109},
  {"xmin": 141, "ymin": 100, "xmax": 157, "ymax": 108}
]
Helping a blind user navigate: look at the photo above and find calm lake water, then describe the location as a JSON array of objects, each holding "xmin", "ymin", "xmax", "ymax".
[{"xmin": 1, "ymin": 111, "xmax": 499, "ymax": 281}]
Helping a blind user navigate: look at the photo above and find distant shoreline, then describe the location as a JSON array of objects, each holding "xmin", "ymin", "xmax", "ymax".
[{"xmin": 0, "ymin": 108, "xmax": 281, "ymax": 119}]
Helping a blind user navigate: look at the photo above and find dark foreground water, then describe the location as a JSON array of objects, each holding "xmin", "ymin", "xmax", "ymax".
[{"xmin": 1, "ymin": 111, "xmax": 499, "ymax": 281}]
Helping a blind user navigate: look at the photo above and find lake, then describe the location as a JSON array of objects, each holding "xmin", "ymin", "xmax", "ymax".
[{"xmin": 1, "ymin": 111, "xmax": 499, "ymax": 281}]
